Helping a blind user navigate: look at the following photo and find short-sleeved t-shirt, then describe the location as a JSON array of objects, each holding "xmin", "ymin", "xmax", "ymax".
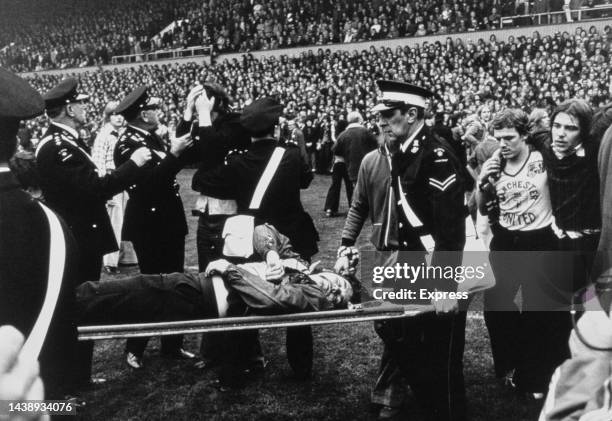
[{"xmin": 494, "ymin": 150, "xmax": 553, "ymax": 231}]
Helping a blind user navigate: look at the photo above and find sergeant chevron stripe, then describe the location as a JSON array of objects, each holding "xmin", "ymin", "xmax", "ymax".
[{"xmin": 428, "ymin": 175, "xmax": 456, "ymax": 191}]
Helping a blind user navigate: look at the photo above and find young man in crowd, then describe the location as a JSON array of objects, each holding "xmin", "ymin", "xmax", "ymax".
[
  {"xmin": 478, "ymin": 109, "xmax": 568, "ymax": 399},
  {"xmin": 539, "ymin": 99, "xmax": 600, "ymax": 293}
]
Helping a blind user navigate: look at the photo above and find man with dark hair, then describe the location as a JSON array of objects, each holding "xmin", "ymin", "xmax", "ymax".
[
  {"xmin": 113, "ymin": 86, "xmax": 195, "ymax": 368},
  {"xmin": 0, "ymin": 69, "xmax": 78, "ymax": 399},
  {"xmin": 36, "ymin": 78, "xmax": 153, "ymax": 387},
  {"xmin": 337, "ymin": 80, "xmax": 468, "ymax": 420},
  {"xmin": 545, "ymin": 99, "xmax": 600, "ymax": 293}
]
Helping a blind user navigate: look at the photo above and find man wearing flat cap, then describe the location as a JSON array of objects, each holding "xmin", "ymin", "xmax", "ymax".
[
  {"xmin": 0, "ymin": 69, "xmax": 78, "ymax": 399},
  {"xmin": 113, "ymin": 86, "xmax": 195, "ymax": 368},
  {"xmin": 36, "ymin": 78, "xmax": 153, "ymax": 387},
  {"xmin": 336, "ymin": 80, "xmax": 470, "ymax": 420},
  {"xmin": 193, "ymin": 96, "xmax": 319, "ymax": 382}
]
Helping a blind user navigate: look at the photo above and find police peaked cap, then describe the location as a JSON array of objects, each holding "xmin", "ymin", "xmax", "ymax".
[
  {"xmin": 371, "ymin": 80, "xmax": 441, "ymax": 113},
  {"xmin": 43, "ymin": 78, "xmax": 89, "ymax": 110},
  {"xmin": 0, "ymin": 68, "xmax": 45, "ymax": 120},
  {"xmin": 240, "ymin": 97, "xmax": 284, "ymax": 134},
  {"xmin": 114, "ymin": 86, "xmax": 162, "ymax": 119}
]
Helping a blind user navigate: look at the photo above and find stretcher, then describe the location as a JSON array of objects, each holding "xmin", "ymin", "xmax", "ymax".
[{"xmin": 77, "ymin": 301, "xmax": 432, "ymax": 341}]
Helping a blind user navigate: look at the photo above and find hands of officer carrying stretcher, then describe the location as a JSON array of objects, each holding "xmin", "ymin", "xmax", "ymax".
[
  {"xmin": 205, "ymin": 259, "xmax": 231, "ymax": 277},
  {"xmin": 170, "ymin": 133, "xmax": 193, "ymax": 157},
  {"xmin": 129, "ymin": 147, "xmax": 152, "ymax": 167},
  {"xmin": 265, "ymin": 251, "xmax": 285, "ymax": 282}
]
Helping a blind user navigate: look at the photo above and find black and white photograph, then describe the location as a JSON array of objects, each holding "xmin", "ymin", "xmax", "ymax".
[{"xmin": 1, "ymin": 0, "xmax": 612, "ymax": 419}]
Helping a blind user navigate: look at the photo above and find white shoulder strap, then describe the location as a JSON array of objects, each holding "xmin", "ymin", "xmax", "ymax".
[
  {"xmin": 19, "ymin": 202, "xmax": 66, "ymax": 363},
  {"xmin": 34, "ymin": 135, "xmax": 54, "ymax": 158},
  {"xmin": 249, "ymin": 147, "xmax": 285, "ymax": 210}
]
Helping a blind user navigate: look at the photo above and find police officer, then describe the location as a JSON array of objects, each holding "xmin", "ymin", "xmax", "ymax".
[
  {"xmin": 0, "ymin": 69, "xmax": 80, "ymax": 401},
  {"xmin": 113, "ymin": 86, "xmax": 194, "ymax": 368},
  {"xmin": 36, "ymin": 78, "xmax": 152, "ymax": 388},
  {"xmin": 194, "ymin": 97, "xmax": 319, "ymax": 382},
  {"xmin": 337, "ymin": 80, "xmax": 468, "ymax": 420},
  {"xmin": 37, "ymin": 78, "xmax": 152, "ymax": 283},
  {"xmin": 194, "ymin": 96, "xmax": 318, "ymax": 260}
]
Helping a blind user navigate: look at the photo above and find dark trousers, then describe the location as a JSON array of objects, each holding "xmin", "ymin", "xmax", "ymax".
[
  {"xmin": 556, "ymin": 233, "xmax": 600, "ymax": 293},
  {"xmin": 127, "ymin": 234, "xmax": 186, "ymax": 357},
  {"xmin": 323, "ymin": 161, "xmax": 353, "ymax": 213},
  {"xmin": 76, "ymin": 273, "xmax": 210, "ymax": 326},
  {"xmin": 374, "ymin": 310, "xmax": 468, "ymax": 421},
  {"xmin": 485, "ymin": 224, "xmax": 571, "ymax": 392},
  {"xmin": 73, "ymin": 251, "xmax": 103, "ymax": 389},
  {"xmin": 195, "ymin": 213, "xmax": 265, "ymax": 368}
]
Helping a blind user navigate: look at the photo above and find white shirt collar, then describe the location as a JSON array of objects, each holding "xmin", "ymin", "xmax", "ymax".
[
  {"xmin": 128, "ymin": 124, "xmax": 150, "ymax": 136},
  {"xmin": 346, "ymin": 122, "xmax": 363, "ymax": 130},
  {"xmin": 51, "ymin": 121, "xmax": 79, "ymax": 140},
  {"xmin": 554, "ymin": 142, "xmax": 585, "ymax": 159},
  {"xmin": 400, "ymin": 122, "xmax": 425, "ymax": 153}
]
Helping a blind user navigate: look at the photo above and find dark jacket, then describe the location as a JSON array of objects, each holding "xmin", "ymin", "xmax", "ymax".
[
  {"xmin": 0, "ymin": 171, "xmax": 78, "ymax": 398},
  {"xmin": 194, "ymin": 138, "xmax": 319, "ymax": 259},
  {"xmin": 114, "ymin": 124, "xmax": 187, "ymax": 243},
  {"xmin": 334, "ymin": 123, "xmax": 378, "ymax": 183},
  {"xmin": 36, "ymin": 122, "xmax": 139, "ymax": 258},
  {"xmin": 176, "ymin": 113, "xmax": 251, "ymax": 192}
]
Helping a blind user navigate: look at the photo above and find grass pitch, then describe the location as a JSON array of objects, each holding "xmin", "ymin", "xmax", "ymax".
[{"xmin": 80, "ymin": 170, "xmax": 543, "ymax": 420}]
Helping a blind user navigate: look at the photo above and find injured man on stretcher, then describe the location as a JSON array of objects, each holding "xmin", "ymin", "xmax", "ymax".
[{"xmin": 76, "ymin": 224, "xmax": 354, "ymax": 327}]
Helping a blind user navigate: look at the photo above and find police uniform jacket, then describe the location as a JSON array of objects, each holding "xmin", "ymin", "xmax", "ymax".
[
  {"xmin": 193, "ymin": 138, "xmax": 319, "ymax": 259},
  {"xmin": 36, "ymin": 122, "xmax": 140, "ymax": 257},
  {"xmin": 391, "ymin": 125, "xmax": 466, "ymax": 289},
  {"xmin": 0, "ymin": 170, "xmax": 78, "ymax": 398},
  {"xmin": 114, "ymin": 125, "xmax": 187, "ymax": 243}
]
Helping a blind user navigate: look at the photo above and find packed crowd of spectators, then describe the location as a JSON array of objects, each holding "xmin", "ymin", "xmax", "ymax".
[
  {"xmin": 18, "ymin": 26, "xmax": 611, "ymax": 149},
  {"xmin": 3, "ymin": 0, "xmax": 611, "ymax": 72}
]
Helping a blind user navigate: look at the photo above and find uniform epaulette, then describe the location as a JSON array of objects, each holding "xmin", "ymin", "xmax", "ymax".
[{"xmin": 224, "ymin": 148, "xmax": 248, "ymax": 165}]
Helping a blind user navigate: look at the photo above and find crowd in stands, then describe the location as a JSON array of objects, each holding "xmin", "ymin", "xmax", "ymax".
[
  {"xmin": 17, "ymin": 26, "xmax": 611, "ymax": 159},
  {"xmin": 2, "ymin": 0, "xmax": 611, "ymax": 72}
]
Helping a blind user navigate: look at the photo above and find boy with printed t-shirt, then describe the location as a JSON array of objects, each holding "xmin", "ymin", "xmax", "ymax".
[{"xmin": 477, "ymin": 109, "xmax": 569, "ymax": 399}]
